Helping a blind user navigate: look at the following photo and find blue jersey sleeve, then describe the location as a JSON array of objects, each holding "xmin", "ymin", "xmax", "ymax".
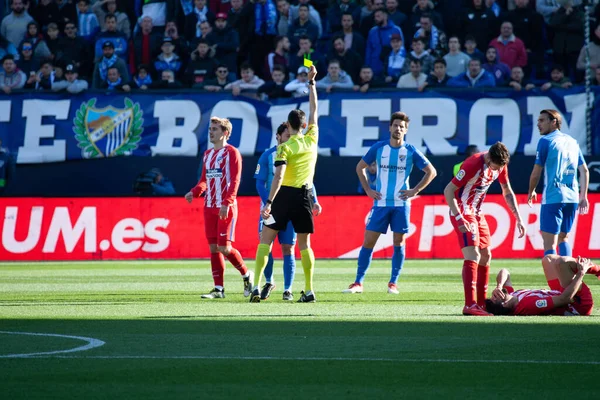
[
  {"xmin": 362, "ymin": 142, "xmax": 382, "ymax": 165},
  {"xmin": 254, "ymin": 152, "xmax": 269, "ymax": 181},
  {"xmin": 535, "ymin": 138, "xmax": 548, "ymax": 166},
  {"xmin": 411, "ymin": 146, "xmax": 430, "ymax": 169},
  {"xmin": 578, "ymin": 148, "xmax": 586, "ymax": 167}
]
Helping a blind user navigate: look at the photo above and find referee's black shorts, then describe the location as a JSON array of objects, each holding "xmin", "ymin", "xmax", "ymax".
[{"xmin": 265, "ymin": 185, "xmax": 314, "ymax": 234}]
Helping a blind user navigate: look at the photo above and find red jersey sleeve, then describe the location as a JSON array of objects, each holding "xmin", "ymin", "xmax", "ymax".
[
  {"xmin": 451, "ymin": 154, "xmax": 480, "ymax": 188},
  {"xmin": 498, "ymin": 165, "xmax": 508, "ymax": 185},
  {"xmin": 191, "ymin": 152, "xmax": 208, "ymax": 198},
  {"xmin": 222, "ymin": 147, "xmax": 242, "ymax": 205}
]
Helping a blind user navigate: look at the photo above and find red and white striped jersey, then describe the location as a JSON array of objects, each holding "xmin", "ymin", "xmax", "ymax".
[
  {"xmin": 190, "ymin": 145, "xmax": 242, "ymax": 208},
  {"xmin": 511, "ymin": 288, "xmax": 577, "ymax": 316},
  {"xmin": 451, "ymin": 153, "xmax": 508, "ymax": 216}
]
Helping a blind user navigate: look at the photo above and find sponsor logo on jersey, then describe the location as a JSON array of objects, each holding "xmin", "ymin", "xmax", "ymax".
[
  {"xmin": 255, "ymin": 164, "xmax": 260, "ymax": 175},
  {"xmin": 206, "ymin": 168, "xmax": 223, "ymax": 178}
]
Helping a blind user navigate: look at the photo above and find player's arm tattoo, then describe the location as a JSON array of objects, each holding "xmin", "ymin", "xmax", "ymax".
[{"xmin": 502, "ymin": 184, "xmax": 522, "ymax": 221}]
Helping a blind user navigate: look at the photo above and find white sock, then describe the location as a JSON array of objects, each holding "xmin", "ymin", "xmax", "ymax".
[{"xmin": 215, "ymin": 285, "xmax": 224, "ymax": 291}]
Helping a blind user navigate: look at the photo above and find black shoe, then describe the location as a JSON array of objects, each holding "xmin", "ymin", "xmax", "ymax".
[
  {"xmin": 296, "ymin": 290, "xmax": 316, "ymax": 303},
  {"xmin": 282, "ymin": 290, "xmax": 293, "ymax": 301},
  {"xmin": 249, "ymin": 288, "xmax": 261, "ymax": 303},
  {"xmin": 201, "ymin": 288, "xmax": 225, "ymax": 299},
  {"xmin": 260, "ymin": 283, "xmax": 275, "ymax": 300}
]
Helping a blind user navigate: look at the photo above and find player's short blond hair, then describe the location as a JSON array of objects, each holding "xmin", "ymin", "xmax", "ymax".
[{"xmin": 210, "ymin": 117, "xmax": 233, "ymax": 138}]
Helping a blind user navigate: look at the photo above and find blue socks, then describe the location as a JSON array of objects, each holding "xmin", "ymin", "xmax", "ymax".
[
  {"xmin": 558, "ymin": 242, "xmax": 572, "ymax": 256},
  {"xmin": 390, "ymin": 245, "xmax": 405, "ymax": 284},
  {"xmin": 355, "ymin": 247, "xmax": 374, "ymax": 284},
  {"xmin": 263, "ymin": 253, "xmax": 274, "ymax": 283},
  {"xmin": 283, "ymin": 254, "xmax": 296, "ymax": 291},
  {"xmin": 544, "ymin": 249, "xmax": 556, "ymax": 256}
]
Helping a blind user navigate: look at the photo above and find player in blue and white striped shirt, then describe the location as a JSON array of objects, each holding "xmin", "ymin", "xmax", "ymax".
[
  {"xmin": 528, "ymin": 109, "xmax": 590, "ymax": 257},
  {"xmin": 343, "ymin": 112, "xmax": 437, "ymax": 294}
]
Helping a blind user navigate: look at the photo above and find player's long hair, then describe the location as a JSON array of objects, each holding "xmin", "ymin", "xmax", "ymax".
[
  {"xmin": 540, "ymin": 109, "xmax": 562, "ymax": 130},
  {"xmin": 484, "ymin": 299, "xmax": 512, "ymax": 316},
  {"xmin": 276, "ymin": 122, "xmax": 287, "ymax": 136}
]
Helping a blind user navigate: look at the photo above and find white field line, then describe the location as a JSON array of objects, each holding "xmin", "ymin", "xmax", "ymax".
[
  {"xmin": 5, "ymin": 354, "xmax": 600, "ymax": 365},
  {"xmin": 0, "ymin": 331, "xmax": 105, "ymax": 358}
]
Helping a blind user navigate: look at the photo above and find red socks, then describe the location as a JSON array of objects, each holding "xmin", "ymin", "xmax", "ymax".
[
  {"xmin": 462, "ymin": 260, "xmax": 478, "ymax": 307},
  {"xmin": 226, "ymin": 248, "xmax": 248, "ymax": 275},
  {"xmin": 210, "ymin": 252, "xmax": 225, "ymax": 287},
  {"xmin": 477, "ymin": 264, "xmax": 489, "ymax": 307}
]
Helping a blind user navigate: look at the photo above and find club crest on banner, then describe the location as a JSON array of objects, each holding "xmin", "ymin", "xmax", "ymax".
[{"xmin": 73, "ymin": 98, "xmax": 144, "ymax": 158}]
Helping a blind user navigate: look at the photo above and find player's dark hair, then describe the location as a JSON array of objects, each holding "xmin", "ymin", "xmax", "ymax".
[
  {"xmin": 488, "ymin": 141, "xmax": 510, "ymax": 166},
  {"xmin": 390, "ymin": 112, "xmax": 410, "ymax": 126},
  {"xmin": 287, "ymin": 109, "xmax": 306, "ymax": 131},
  {"xmin": 540, "ymin": 109, "xmax": 562, "ymax": 130},
  {"xmin": 485, "ymin": 299, "xmax": 511, "ymax": 316},
  {"xmin": 276, "ymin": 122, "xmax": 287, "ymax": 136}
]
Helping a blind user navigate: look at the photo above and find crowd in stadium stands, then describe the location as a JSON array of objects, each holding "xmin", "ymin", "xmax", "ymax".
[{"xmin": 0, "ymin": 0, "xmax": 599, "ymax": 99}]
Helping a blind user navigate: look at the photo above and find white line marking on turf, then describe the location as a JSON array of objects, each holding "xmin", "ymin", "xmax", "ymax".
[
  {"xmin": 0, "ymin": 331, "xmax": 105, "ymax": 358},
  {"xmin": 8, "ymin": 354, "xmax": 600, "ymax": 365}
]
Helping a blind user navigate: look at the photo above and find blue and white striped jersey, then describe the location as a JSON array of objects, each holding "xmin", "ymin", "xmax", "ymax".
[
  {"xmin": 363, "ymin": 141, "xmax": 430, "ymax": 207},
  {"xmin": 535, "ymin": 130, "xmax": 586, "ymax": 204}
]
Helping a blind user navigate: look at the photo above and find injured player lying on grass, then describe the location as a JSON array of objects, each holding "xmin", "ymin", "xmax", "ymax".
[{"xmin": 485, "ymin": 254, "xmax": 600, "ymax": 316}]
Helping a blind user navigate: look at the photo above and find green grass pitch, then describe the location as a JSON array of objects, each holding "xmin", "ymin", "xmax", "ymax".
[{"xmin": 0, "ymin": 259, "xmax": 598, "ymax": 399}]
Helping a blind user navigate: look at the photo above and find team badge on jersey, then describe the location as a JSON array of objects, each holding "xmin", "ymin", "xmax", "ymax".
[
  {"xmin": 535, "ymin": 299, "xmax": 547, "ymax": 308},
  {"xmin": 255, "ymin": 164, "xmax": 260, "ymax": 174},
  {"xmin": 456, "ymin": 169, "xmax": 466, "ymax": 181}
]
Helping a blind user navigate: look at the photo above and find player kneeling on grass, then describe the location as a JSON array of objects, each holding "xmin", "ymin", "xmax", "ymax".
[
  {"xmin": 185, "ymin": 117, "xmax": 253, "ymax": 299},
  {"xmin": 343, "ymin": 112, "xmax": 437, "ymax": 295},
  {"xmin": 485, "ymin": 255, "xmax": 600, "ymax": 316}
]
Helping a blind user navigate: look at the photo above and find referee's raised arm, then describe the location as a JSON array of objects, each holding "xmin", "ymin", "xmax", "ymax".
[{"xmin": 307, "ymin": 65, "xmax": 318, "ymax": 126}]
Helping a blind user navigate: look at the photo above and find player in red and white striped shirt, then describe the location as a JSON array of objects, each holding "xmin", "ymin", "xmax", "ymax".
[
  {"xmin": 185, "ymin": 117, "xmax": 253, "ymax": 299},
  {"xmin": 485, "ymin": 254, "xmax": 598, "ymax": 316},
  {"xmin": 444, "ymin": 142, "xmax": 526, "ymax": 316}
]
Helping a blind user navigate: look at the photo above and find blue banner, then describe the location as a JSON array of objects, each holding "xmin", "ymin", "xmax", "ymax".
[{"xmin": 0, "ymin": 87, "xmax": 597, "ymax": 164}]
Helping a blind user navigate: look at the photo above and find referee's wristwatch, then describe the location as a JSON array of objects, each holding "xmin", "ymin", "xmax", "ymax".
[
  {"xmin": 266, "ymin": 200, "xmax": 273, "ymax": 205},
  {"xmin": 308, "ymin": 80, "xmax": 315, "ymax": 86}
]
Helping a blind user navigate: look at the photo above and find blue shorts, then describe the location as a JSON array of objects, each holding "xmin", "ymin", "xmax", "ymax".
[
  {"xmin": 258, "ymin": 218, "xmax": 296, "ymax": 245},
  {"xmin": 540, "ymin": 203, "xmax": 577, "ymax": 235},
  {"xmin": 366, "ymin": 206, "xmax": 410, "ymax": 234}
]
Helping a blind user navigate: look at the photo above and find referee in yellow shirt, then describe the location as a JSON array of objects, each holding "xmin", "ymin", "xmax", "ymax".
[{"xmin": 250, "ymin": 65, "xmax": 319, "ymax": 303}]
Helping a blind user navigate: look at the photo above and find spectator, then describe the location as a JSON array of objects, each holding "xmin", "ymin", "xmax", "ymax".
[
  {"xmin": 536, "ymin": 0, "xmax": 575, "ymax": 23},
  {"xmin": 447, "ymin": 58, "xmax": 496, "ymax": 87},
  {"xmin": 131, "ymin": 64, "xmax": 152, "ymax": 89},
  {"xmin": 152, "ymin": 69, "xmax": 183, "ymax": 89},
  {"xmin": 77, "ymin": 0, "xmax": 100, "ymax": 43},
  {"xmin": 148, "ymin": 168, "xmax": 175, "ymax": 195},
  {"xmin": 421, "ymin": 58, "xmax": 450, "ymax": 90},
  {"xmin": 357, "ymin": 160, "xmax": 377, "ymax": 194},
  {"xmin": 95, "ymin": 14, "xmax": 129, "ymax": 59},
  {"xmin": 414, "ymin": 13, "xmax": 447, "ymax": 59},
  {"xmin": 32, "ymin": 0, "xmax": 61, "ymax": 31},
  {"xmin": 45, "ymin": 23, "xmax": 61, "ymax": 60},
  {"xmin": 289, "ymin": 0, "xmax": 323, "ymax": 38},
  {"xmin": 57, "ymin": 22, "xmax": 93, "ymax": 78},
  {"xmin": 366, "ymin": 8, "xmax": 403, "ymax": 75},
  {"xmin": 594, "ymin": 66, "xmax": 600, "ymax": 85},
  {"xmin": 328, "ymin": 0, "xmax": 359, "ymax": 34},
  {"xmin": 461, "ymin": 0, "xmax": 498, "ymax": 52},
  {"xmin": 353, "ymin": 65, "xmax": 386, "ymax": 92},
  {"xmin": 23, "ymin": 22, "xmax": 51, "ymax": 61},
  {"xmin": 360, "ymin": 0, "xmax": 384, "ymax": 41},
  {"xmin": 0, "ymin": 54, "xmax": 26, "ymax": 93},
  {"xmin": 328, "ymin": 35, "xmax": 363, "ymax": 82},
  {"xmin": 549, "ymin": 1, "xmax": 584, "ymax": 79},
  {"xmin": 385, "ymin": 0, "xmax": 407, "ymax": 29},
  {"xmin": 200, "ymin": 64, "xmax": 234, "ymax": 91},
  {"xmin": 154, "ymin": 37, "xmax": 183, "ymax": 79},
  {"xmin": 276, "ymin": 0, "xmax": 292, "ymax": 36},
  {"xmin": 485, "ymin": 0, "xmax": 501, "ymax": 17},
  {"xmin": 17, "ymin": 40, "xmax": 38, "ymax": 75},
  {"xmin": 138, "ymin": 0, "xmax": 178, "ymax": 29},
  {"xmin": 338, "ymin": 12, "xmax": 365, "ymax": 57},
  {"xmin": 93, "ymin": 0, "xmax": 131, "ymax": 39},
  {"xmin": 225, "ymin": 61, "xmax": 265, "ymax": 95},
  {"xmin": 0, "ymin": 138, "xmax": 15, "ymax": 196},
  {"xmin": 541, "ymin": 64, "xmax": 573, "ymax": 90},
  {"xmin": 505, "ymin": 65, "xmax": 535, "ymax": 91},
  {"xmin": 56, "ymin": 0, "xmax": 79, "ymax": 30},
  {"xmin": 102, "ymin": 65, "xmax": 130, "ymax": 91},
  {"xmin": 185, "ymin": 0, "xmax": 216, "ymax": 41},
  {"xmin": 358, "ymin": 0, "xmax": 377, "ymax": 28},
  {"xmin": 92, "ymin": 41, "xmax": 129, "ymax": 88},
  {"xmin": 209, "ymin": 0, "xmax": 233, "ymax": 14},
  {"xmin": 316, "ymin": 59, "xmax": 354, "ymax": 92},
  {"xmin": 482, "ymin": 46, "xmax": 511, "ymax": 84},
  {"xmin": 164, "ymin": 20, "xmax": 190, "ymax": 61},
  {"xmin": 0, "ymin": 0, "xmax": 34, "ymax": 48},
  {"xmin": 51, "ymin": 63, "xmax": 88, "ymax": 93},
  {"xmin": 289, "ymin": 35, "xmax": 325, "ymax": 78},
  {"xmin": 384, "ymin": 32, "xmax": 406, "ymax": 83},
  {"xmin": 288, "ymin": 4, "xmax": 319, "ymax": 52},
  {"xmin": 209, "ymin": 12, "xmax": 238, "ymax": 72},
  {"xmin": 577, "ymin": 23, "xmax": 600, "ymax": 79},
  {"xmin": 397, "ymin": 58, "xmax": 426, "ymax": 88},
  {"xmin": 258, "ymin": 64, "xmax": 291, "ymax": 99},
  {"xmin": 0, "ymin": 32, "xmax": 16, "ymax": 59},
  {"xmin": 185, "ymin": 39, "xmax": 218, "ymax": 86},
  {"xmin": 284, "ymin": 65, "xmax": 309, "ymax": 96},
  {"xmin": 489, "ymin": 21, "xmax": 527, "ymax": 70},
  {"xmin": 265, "ymin": 35, "xmax": 290, "ymax": 78},
  {"xmin": 506, "ymin": 0, "xmax": 544, "ymax": 77},
  {"xmin": 30, "ymin": 59, "xmax": 56, "ymax": 91},
  {"xmin": 245, "ymin": 0, "xmax": 279, "ymax": 79},
  {"xmin": 463, "ymin": 35, "xmax": 485, "ymax": 62},
  {"xmin": 228, "ymin": 0, "xmax": 245, "ymax": 31},
  {"xmin": 453, "ymin": 144, "xmax": 480, "ymax": 176},
  {"xmin": 404, "ymin": 36, "xmax": 434, "ymax": 74},
  {"xmin": 129, "ymin": 16, "xmax": 162, "ymax": 72},
  {"xmin": 409, "ymin": 0, "xmax": 445, "ymax": 37}
]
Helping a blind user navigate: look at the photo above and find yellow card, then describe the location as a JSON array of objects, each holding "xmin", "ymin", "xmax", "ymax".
[{"xmin": 303, "ymin": 58, "xmax": 313, "ymax": 68}]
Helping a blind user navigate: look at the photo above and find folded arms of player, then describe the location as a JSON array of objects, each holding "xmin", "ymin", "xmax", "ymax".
[{"xmin": 501, "ymin": 182, "xmax": 525, "ymax": 238}]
